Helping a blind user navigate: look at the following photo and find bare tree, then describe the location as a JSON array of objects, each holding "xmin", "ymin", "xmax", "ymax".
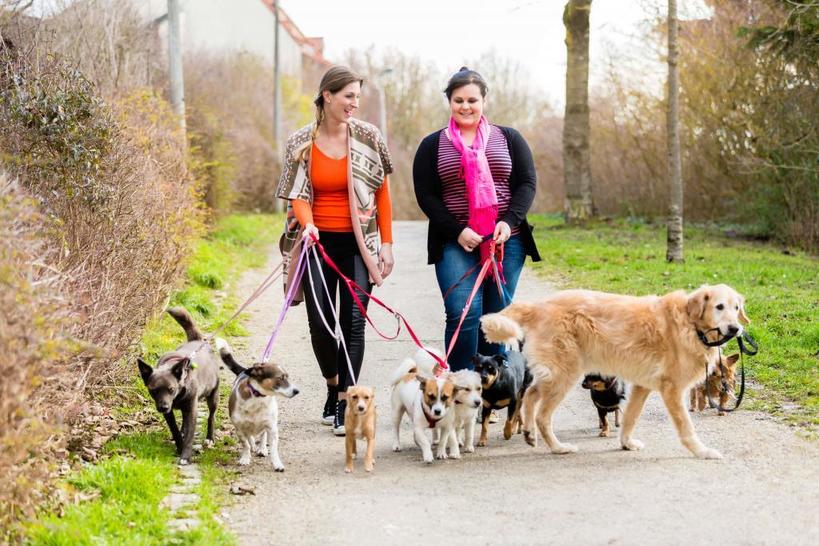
[
  {"xmin": 563, "ymin": 0, "xmax": 594, "ymax": 223},
  {"xmin": 666, "ymin": 0, "xmax": 683, "ymax": 262}
]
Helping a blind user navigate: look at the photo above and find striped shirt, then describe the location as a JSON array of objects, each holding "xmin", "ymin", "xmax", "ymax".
[{"xmin": 437, "ymin": 126, "xmax": 519, "ymax": 235}]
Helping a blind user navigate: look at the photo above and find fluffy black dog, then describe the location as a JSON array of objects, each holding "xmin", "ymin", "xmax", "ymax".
[
  {"xmin": 581, "ymin": 374, "xmax": 626, "ymax": 437},
  {"xmin": 472, "ymin": 352, "xmax": 532, "ymax": 446}
]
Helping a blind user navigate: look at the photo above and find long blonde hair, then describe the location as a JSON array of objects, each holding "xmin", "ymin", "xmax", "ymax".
[{"xmin": 299, "ymin": 66, "xmax": 364, "ymax": 161}]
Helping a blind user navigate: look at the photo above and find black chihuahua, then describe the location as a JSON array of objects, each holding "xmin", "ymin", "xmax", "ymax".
[
  {"xmin": 472, "ymin": 352, "xmax": 532, "ymax": 446},
  {"xmin": 581, "ymin": 374, "xmax": 626, "ymax": 437}
]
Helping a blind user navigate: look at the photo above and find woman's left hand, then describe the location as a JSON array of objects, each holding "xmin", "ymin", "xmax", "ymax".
[
  {"xmin": 379, "ymin": 243, "xmax": 395, "ymax": 279},
  {"xmin": 493, "ymin": 221, "xmax": 512, "ymax": 244}
]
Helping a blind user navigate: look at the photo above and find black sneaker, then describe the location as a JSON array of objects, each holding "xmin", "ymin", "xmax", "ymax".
[
  {"xmin": 322, "ymin": 385, "xmax": 338, "ymax": 426},
  {"xmin": 333, "ymin": 399, "xmax": 347, "ymax": 436}
]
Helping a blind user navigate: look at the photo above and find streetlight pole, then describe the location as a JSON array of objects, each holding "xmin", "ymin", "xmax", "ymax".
[
  {"xmin": 375, "ymin": 68, "xmax": 392, "ymax": 143},
  {"xmin": 272, "ymin": 0, "xmax": 283, "ymax": 212},
  {"xmin": 167, "ymin": 0, "xmax": 185, "ymax": 137}
]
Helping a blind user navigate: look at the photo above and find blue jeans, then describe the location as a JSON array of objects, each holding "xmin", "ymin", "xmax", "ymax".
[{"xmin": 435, "ymin": 235, "xmax": 526, "ymax": 371}]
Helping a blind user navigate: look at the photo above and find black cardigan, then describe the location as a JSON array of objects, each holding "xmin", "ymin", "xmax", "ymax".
[{"xmin": 412, "ymin": 125, "xmax": 542, "ymax": 265}]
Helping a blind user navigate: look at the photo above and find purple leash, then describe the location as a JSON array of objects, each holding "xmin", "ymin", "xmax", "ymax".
[{"xmin": 261, "ymin": 238, "xmax": 309, "ymax": 362}]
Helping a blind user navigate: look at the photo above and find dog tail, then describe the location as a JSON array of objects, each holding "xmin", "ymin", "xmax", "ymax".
[
  {"xmin": 215, "ymin": 338, "xmax": 246, "ymax": 376},
  {"xmin": 167, "ymin": 307, "xmax": 203, "ymax": 342},
  {"xmin": 390, "ymin": 357, "xmax": 420, "ymax": 386},
  {"xmin": 480, "ymin": 303, "xmax": 532, "ymax": 347}
]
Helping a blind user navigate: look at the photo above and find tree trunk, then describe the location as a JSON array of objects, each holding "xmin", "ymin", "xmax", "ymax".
[
  {"xmin": 666, "ymin": 0, "xmax": 684, "ymax": 262},
  {"xmin": 563, "ymin": 0, "xmax": 594, "ymax": 223}
]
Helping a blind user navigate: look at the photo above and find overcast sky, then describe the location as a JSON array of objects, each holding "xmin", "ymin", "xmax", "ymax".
[{"xmin": 282, "ymin": 0, "xmax": 712, "ymax": 108}]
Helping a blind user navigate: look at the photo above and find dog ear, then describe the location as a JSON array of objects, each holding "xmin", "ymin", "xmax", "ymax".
[
  {"xmin": 171, "ymin": 358, "xmax": 191, "ymax": 382},
  {"xmin": 492, "ymin": 354, "xmax": 508, "ymax": 368},
  {"xmin": 417, "ymin": 376, "xmax": 427, "ymax": 390},
  {"xmin": 471, "ymin": 354, "xmax": 481, "ymax": 366},
  {"xmin": 137, "ymin": 358, "xmax": 153, "ymax": 384},
  {"xmin": 687, "ymin": 286, "xmax": 711, "ymax": 323},
  {"xmin": 725, "ymin": 353, "xmax": 740, "ymax": 367},
  {"xmin": 738, "ymin": 296, "xmax": 750, "ymax": 325}
]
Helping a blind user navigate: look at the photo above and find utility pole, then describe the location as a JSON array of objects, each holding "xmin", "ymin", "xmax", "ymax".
[
  {"xmin": 273, "ymin": 0, "xmax": 283, "ymax": 212},
  {"xmin": 167, "ymin": 0, "xmax": 186, "ymax": 137}
]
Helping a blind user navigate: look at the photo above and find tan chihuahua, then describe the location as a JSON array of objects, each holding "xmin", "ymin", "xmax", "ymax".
[{"xmin": 345, "ymin": 385, "xmax": 376, "ymax": 473}]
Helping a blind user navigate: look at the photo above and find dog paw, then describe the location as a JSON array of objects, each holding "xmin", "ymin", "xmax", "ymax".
[
  {"xmin": 477, "ymin": 438, "xmax": 488, "ymax": 447},
  {"xmin": 203, "ymin": 439, "xmax": 214, "ymax": 449},
  {"xmin": 238, "ymin": 457, "xmax": 251, "ymax": 466},
  {"xmin": 464, "ymin": 445, "xmax": 475, "ymax": 454},
  {"xmin": 345, "ymin": 466, "xmax": 353, "ymax": 474},
  {"xmin": 551, "ymin": 443, "xmax": 578, "ymax": 455},
  {"xmin": 365, "ymin": 464, "xmax": 373, "ymax": 473},
  {"xmin": 256, "ymin": 447, "xmax": 268, "ymax": 457},
  {"xmin": 696, "ymin": 447, "xmax": 723, "ymax": 460},
  {"xmin": 503, "ymin": 423, "xmax": 514, "ymax": 440},
  {"xmin": 621, "ymin": 438, "xmax": 645, "ymax": 451},
  {"xmin": 436, "ymin": 452, "xmax": 447, "ymax": 460},
  {"xmin": 178, "ymin": 458, "xmax": 190, "ymax": 466},
  {"xmin": 392, "ymin": 444, "xmax": 401, "ymax": 452},
  {"xmin": 274, "ymin": 466, "xmax": 285, "ymax": 472},
  {"xmin": 449, "ymin": 452, "xmax": 461, "ymax": 460},
  {"xmin": 523, "ymin": 430, "xmax": 536, "ymax": 447},
  {"xmin": 599, "ymin": 430, "xmax": 609, "ymax": 438}
]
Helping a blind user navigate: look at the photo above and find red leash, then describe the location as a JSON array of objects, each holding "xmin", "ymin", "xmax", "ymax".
[
  {"xmin": 310, "ymin": 235, "xmax": 448, "ymax": 372},
  {"xmin": 444, "ymin": 241, "xmax": 498, "ymax": 363}
]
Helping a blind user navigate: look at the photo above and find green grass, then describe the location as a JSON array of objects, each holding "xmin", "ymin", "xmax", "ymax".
[
  {"xmin": 26, "ymin": 213, "xmax": 280, "ymax": 545},
  {"xmin": 528, "ymin": 214, "xmax": 819, "ymax": 431}
]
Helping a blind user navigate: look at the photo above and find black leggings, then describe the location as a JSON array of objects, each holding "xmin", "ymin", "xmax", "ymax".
[{"xmin": 302, "ymin": 231, "xmax": 372, "ymax": 393}]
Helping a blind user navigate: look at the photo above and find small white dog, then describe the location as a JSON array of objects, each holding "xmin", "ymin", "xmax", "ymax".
[
  {"xmin": 217, "ymin": 340, "xmax": 299, "ymax": 471},
  {"xmin": 391, "ymin": 348, "xmax": 460, "ymax": 464},
  {"xmin": 447, "ymin": 369, "xmax": 482, "ymax": 454}
]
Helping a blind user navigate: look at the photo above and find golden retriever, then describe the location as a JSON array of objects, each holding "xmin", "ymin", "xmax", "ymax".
[{"xmin": 480, "ymin": 284, "xmax": 749, "ymax": 459}]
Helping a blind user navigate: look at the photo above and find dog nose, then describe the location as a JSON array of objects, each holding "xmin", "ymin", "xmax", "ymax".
[
  {"xmin": 727, "ymin": 325, "xmax": 739, "ymax": 336},
  {"xmin": 433, "ymin": 408, "xmax": 441, "ymax": 416},
  {"xmin": 292, "ymin": 387, "xmax": 300, "ymax": 396},
  {"xmin": 158, "ymin": 404, "xmax": 170, "ymax": 413}
]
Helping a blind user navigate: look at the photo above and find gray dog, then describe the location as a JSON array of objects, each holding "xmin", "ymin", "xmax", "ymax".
[{"xmin": 138, "ymin": 307, "xmax": 220, "ymax": 464}]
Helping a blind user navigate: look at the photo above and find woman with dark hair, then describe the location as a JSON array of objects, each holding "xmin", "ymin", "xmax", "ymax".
[
  {"xmin": 412, "ymin": 66, "xmax": 541, "ymax": 372},
  {"xmin": 276, "ymin": 66, "xmax": 394, "ymax": 435}
]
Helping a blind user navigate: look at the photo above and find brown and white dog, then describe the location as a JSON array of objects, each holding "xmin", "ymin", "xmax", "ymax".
[
  {"xmin": 345, "ymin": 385, "xmax": 376, "ymax": 473},
  {"xmin": 391, "ymin": 348, "xmax": 461, "ymax": 463},
  {"xmin": 690, "ymin": 353, "xmax": 740, "ymax": 415},
  {"xmin": 481, "ymin": 284, "xmax": 749, "ymax": 459},
  {"xmin": 217, "ymin": 340, "xmax": 299, "ymax": 471}
]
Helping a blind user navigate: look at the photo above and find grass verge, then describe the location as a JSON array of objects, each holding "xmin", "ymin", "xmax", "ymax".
[
  {"xmin": 25, "ymin": 213, "xmax": 281, "ymax": 545},
  {"xmin": 528, "ymin": 214, "xmax": 818, "ymax": 433}
]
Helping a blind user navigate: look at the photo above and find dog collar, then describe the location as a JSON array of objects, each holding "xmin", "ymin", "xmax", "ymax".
[
  {"xmin": 422, "ymin": 405, "xmax": 441, "ymax": 429},
  {"xmin": 246, "ymin": 380, "xmax": 266, "ymax": 398}
]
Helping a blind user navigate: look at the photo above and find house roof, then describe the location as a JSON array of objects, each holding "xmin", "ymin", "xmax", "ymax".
[{"xmin": 260, "ymin": 0, "xmax": 331, "ymax": 67}]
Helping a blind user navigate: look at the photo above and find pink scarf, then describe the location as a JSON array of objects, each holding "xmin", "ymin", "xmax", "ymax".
[{"xmin": 448, "ymin": 115, "xmax": 498, "ymax": 266}]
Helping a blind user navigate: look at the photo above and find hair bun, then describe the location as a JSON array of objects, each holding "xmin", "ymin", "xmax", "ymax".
[{"xmin": 459, "ymin": 66, "xmax": 469, "ymax": 72}]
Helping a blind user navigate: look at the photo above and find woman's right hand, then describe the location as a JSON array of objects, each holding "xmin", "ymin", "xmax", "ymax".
[
  {"xmin": 303, "ymin": 223, "xmax": 319, "ymax": 246},
  {"xmin": 457, "ymin": 227, "xmax": 483, "ymax": 252}
]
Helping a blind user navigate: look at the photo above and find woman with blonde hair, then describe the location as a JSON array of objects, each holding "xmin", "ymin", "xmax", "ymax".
[{"xmin": 277, "ymin": 66, "xmax": 394, "ymax": 435}]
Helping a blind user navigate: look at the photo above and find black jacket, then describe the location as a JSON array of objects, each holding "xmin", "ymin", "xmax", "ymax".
[{"xmin": 412, "ymin": 126, "xmax": 542, "ymax": 265}]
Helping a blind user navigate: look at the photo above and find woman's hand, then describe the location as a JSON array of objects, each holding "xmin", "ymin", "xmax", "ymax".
[
  {"xmin": 493, "ymin": 221, "xmax": 511, "ymax": 244},
  {"xmin": 302, "ymin": 223, "xmax": 320, "ymax": 246},
  {"xmin": 457, "ymin": 227, "xmax": 483, "ymax": 252},
  {"xmin": 379, "ymin": 243, "xmax": 395, "ymax": 279}
]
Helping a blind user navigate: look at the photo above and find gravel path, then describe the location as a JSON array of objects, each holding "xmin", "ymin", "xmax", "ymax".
[{"xmin": 223, "ymin": 221, "xmax": 819, "ymax": 545}]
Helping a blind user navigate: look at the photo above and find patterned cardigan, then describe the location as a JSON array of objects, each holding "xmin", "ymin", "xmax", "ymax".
[{"xmin": 276, "ymin": 118, "xmax": 394, "ymax": 301}]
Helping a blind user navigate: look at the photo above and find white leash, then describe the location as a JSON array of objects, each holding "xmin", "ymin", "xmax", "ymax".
[{"xmin": 306, "ymin": 245, "xmax": 357, "ymax": 386}]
